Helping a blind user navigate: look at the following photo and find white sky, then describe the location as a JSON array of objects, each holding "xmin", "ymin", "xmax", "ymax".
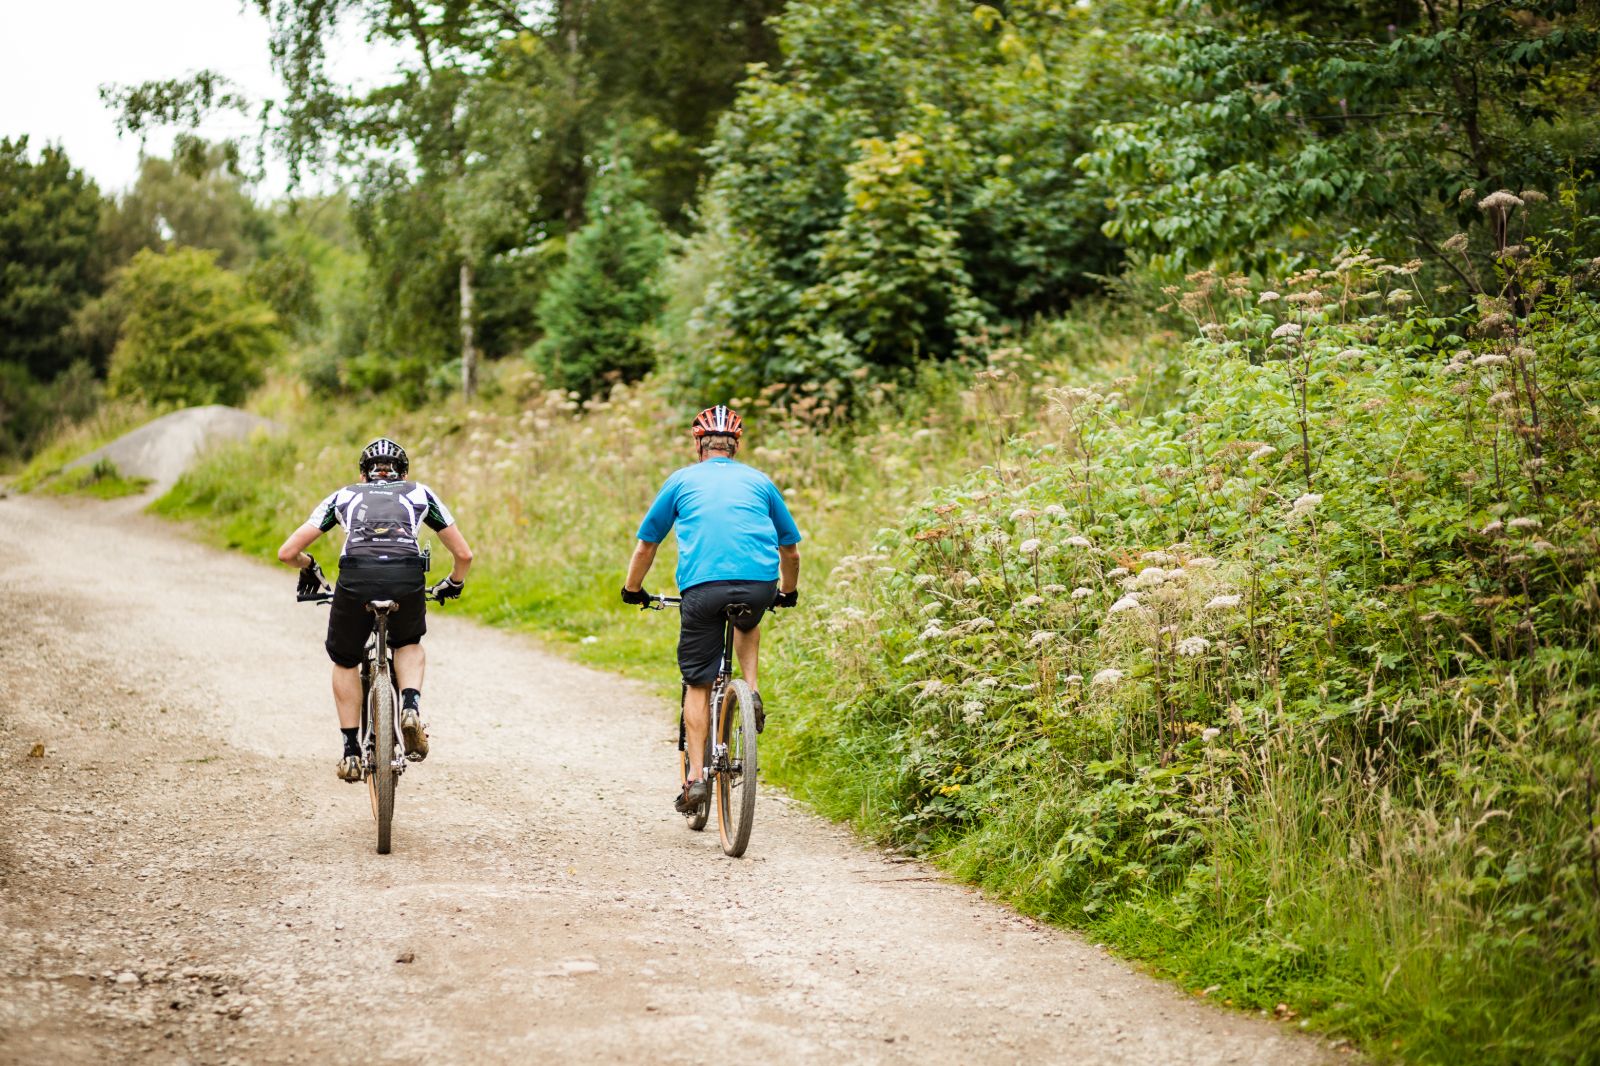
[{"xmin": 0, "ymin": 0, "xmax": 406, "ymax": 199}]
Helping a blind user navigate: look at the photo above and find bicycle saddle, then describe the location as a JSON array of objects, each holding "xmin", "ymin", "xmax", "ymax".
[
  {"xmin": 365, "ymin": 599, "xmax": 399, "ymax": 614},
  {"xmin": 724, "ymin": 602, "xmax": 755, "ymax": 621}
]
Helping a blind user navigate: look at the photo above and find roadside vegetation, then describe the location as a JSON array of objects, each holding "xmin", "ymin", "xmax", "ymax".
[{"xmin": 8, "ymin": 0, "xmax": 1600, "ymax": 1062}]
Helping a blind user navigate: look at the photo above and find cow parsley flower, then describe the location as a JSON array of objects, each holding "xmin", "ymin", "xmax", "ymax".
[
  {"xmin": 1176, "ymin": 636, "xmax": 1212, "ymax": 657},
  {"xmin": 1290, "ymin": 493, "xmax": 1323, "ymax": 517},
  {"xmin": 1090, "ymin": 668, "xmax": 1125, "ymax": 687},
  {"xmin": 913, "ymin": 573, "xmax": 938, "ymax": 587},
  {"xmin": 1042, "ymin": 504, "xmax": 1068, "ymax": 518},
  {"xmin": 1134, "ymin": 567, "xmax": 1168, "ymax": 589},
  {"xmin": 1507, "ymin": 516, "xmax": 1542, "ymax": 531},
  {"xmin": 1107, "ymin": 567, "xmax": 1130, "ymax": 580},
  {"xmin": 1011, "ymin": 508, "xmax": 1036, "ymax": 522},
  {"xmin": 1019, "ymin": 538, "xmax": 1042, "ymax": 555},
  {"xmin": 1473, "ymin": 353, "xmax": 1508, "ymax": 368},
  {"xmin": 1258, "ymin": 291, "xmax": 1281, "ymax": 304},
  {"xmin": 1205, "ymin": 594, "xmax": 1242, "ymax": 610},
  {"xmin": 1064, "ymin": 674, "xmax": 1084, "ymax": 685},
  {"xmin": 1108, "ymin": 593, "xmax": 1143, "ymax": 616},
  {"xmin": 1477, "ymin": 190, "xmax": 1523, "ymax": 212},
  {"xmin": 1019, "ymin": 595, "xmax": 1044, "ymax": 608},
  {"xmin": 1071, "ymin": 587, "xmax": 1094, "ymax": 600},
  {"xmin": 1065, "ymin": 535, "xmax": 1093, "ymax": 549},
  {"xmin": 1271, "ymin": 322, "xmax": 1302, "ymax": 340},
  {"xmin": 1028, "ymin": 631, "xmax": 1054, "ymax": 648},
  {"xmin": 1249, "ymin": 445, "xmax": 1277, "ymax": 462}
]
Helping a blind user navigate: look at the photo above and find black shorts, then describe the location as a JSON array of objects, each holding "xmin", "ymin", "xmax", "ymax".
[
  {"xmin": 325, "ymin": 557, "xmax": 428, "ymax": 668},
  {"xmin": 678, "ymin": 580, "xmax": 777, "ymax": 686}
]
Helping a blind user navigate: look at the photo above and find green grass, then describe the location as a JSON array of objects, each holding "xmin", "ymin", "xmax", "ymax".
[
  {"xmin": 31, "ymin": 457, "xmax": 152, "ymax": 498},
  {"xmin": 11, "ymin": 400, "xmax": 155, "ymax": 493}
]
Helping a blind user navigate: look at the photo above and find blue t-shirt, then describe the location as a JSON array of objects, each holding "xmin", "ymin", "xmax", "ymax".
[{"xmin": 637, "ymin": 458, "xmax": 801, "ymax": 591}]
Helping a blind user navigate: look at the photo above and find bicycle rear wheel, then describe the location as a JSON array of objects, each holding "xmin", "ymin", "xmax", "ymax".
[
  {"xmin": 716, "ymin": 679, "xmax": 758, "ymax": 857},
  {"xmin": 368, "ymin": 667, "xmax": 398, "ymax": 854},
  {"xmin": 679, "ymin": 727, "xmax": 711, "ymax": 831}
]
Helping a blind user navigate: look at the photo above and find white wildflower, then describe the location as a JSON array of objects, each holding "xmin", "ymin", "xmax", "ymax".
[
  {"xmin": 1134, "ymin": 568, "xmax": 1168, "ymax": 589},
  {"xmin": 1201, "ymin": 727, "xmax": 1222, "ymax": 741},
  {"xmin": 1290, "ymin": 493, "xmax": 1323, "ymax": 517},
  {"xmin": 1065, "ymin": 535, "xmax": 1093, "ymax": 549},
  {"xmin": 1271, "ymin": 322, "xmax": 1302, "ymax": 340},
  {"xmin": 918, "ymin": 623, "xmax": 945, "ymax": 641},
  {"xmin": 1011, "ymin": 508, "xmax": 1036, "ymax": 522},
  {"xmin": 1480, "ymin": 520, "xmax": 1504, "ymax": 535},
  {"xmin": 1019, "ymin": 538, "xmax": 1042, "ymax": 555},
  {"xmin": 1064, "ymin": 674, "xmax": 1084, "ymax": 685},
  {"xmin": 1510, "ymin": 346, "xmax": 1536, "ymax": 361},
  {"xmin": 1141, "ymin": 551, "xmax": 1176, "ymax": 566},
  {"xmin": 1507, "ymin": 516, "xmax": 1542, "ymax": 531},
  {"xmin": 1249, "ymin": 445, "xmax": 1277, "ymax": 462},
  {"xmin": 1108, "ymin": 593, "xmax": 1143, "ymax": 616},
  {"xmin": 1205, "ymin": 594, "xmax": 1243, "ymax": 610},
  {"xmin": 1472, "ymin": 353, "xmax": 1509, "ymax": 368},
  {"xmin": 961, "ymin": 700, "xmax": 985, "ymax": 721},
  {"xmin": 977, "ymin": 677, "xmax": 1001, "ymax": 689},
  {"xmin": 1477, "ymin": 190, "xmax": 1523, "ymax": 212},
  {"xmin": 1442, "ymin": 233, "xmax": 1470, "ymax": 254},
  {"xmin": 964, "ymin": 575, "xmax": 982, "ymax": 589},
  {"xmin": 1258, "ymin": 291, "xmax": 1281, "ymax": 304},
  {"xmin": 1042, "ymin": 504, "xmax": 1068, "ymax": 518},
  {"xmin": 1072, "ymin": 587, "xmax": 1094, "ymax": 600},
  {"xmin": 1386, "ymin": 288, "xmax": 1413, "ymax": 305},
  {"xmin": 1519, "ymin": 189, "xmax": 1548, "ymax": 204},
  {"xmin": 916, "ymin": 679, "xmax": 947, "ymax": 697},
  {"xmin": 913, "ymin": 573, "xmax": 938, "ymax": 587},
  {"xmin": 1487, "ymin": 390, "xmax": 1514, "ymax": 407},
  {"xmin": 1019, "ymin": 595, "xmax": 1044, "ymax": 608},
  {"xmin": 1028, "ymin": 631, "xmax": 1054, "ymax": 648},
  {"xmin": 1042, "ymin": 583, "xmax": 1068, "ymax": 594},
  {"xmin": 921, "ymin": 602, "xmax": 943, "ymax": 616},
  {"xmin": 1107, "ymin": 567, "xmax": 1130, "ymax": 580},
  {"xmin": 1185, "ymin": 556, "xmax": 1217, "ymax": 569},
  {"xmin": 1090, "ymin": 668, "xmax": 1124, "ymax": 687},
  {"xmin": 1530, "ymin": 539, "xmax": 1556, "ymax": 554},
  {"xmin": 901, "ymin": 650, "xmax": 926, "ymax": 665},
  {"xmin": 1176, "ymin": 636, "xmax": 1212, "ymax": 657}
]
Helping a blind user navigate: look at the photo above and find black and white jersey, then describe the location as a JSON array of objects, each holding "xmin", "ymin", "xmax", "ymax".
[{"xmin": 307, "ymin": 480, "xmax": 455, "ymax": 560}]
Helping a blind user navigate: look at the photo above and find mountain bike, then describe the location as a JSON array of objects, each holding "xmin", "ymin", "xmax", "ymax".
[
  {"xmin": 646, "ymin": 595, "xmax": 760, "ymax": 857},
  {"xmin": 302, "ymin": 569, "xmax": 450, "ymax": 855}
]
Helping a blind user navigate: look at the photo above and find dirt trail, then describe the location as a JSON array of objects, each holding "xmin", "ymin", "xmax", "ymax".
[{"xmin": 0, "ymin": 493, "xmax": 1342, "ymax": 1065}]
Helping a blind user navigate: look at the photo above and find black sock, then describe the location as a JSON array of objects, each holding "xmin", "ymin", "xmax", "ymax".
[
  {"xmin": 341, "ymin": 727, "xmax": 360, "ymax": 757},
  {"xmin": 401, "ymin": 688, "xmax": 421, "ymax": 711}
]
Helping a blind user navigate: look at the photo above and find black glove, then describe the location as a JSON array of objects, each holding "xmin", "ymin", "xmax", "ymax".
[
  {"xmin": 296, "ymin": 558, "xmax": 328, "ymax": 600},
  {"xmin": 429, "ymin": 576, "xmax": 464, "ymax": 602},
  {"xmin": 773, "ymin": 588, "xmax": 798, "ymax": 609},
  {"xmin": 621, "ymin": 586, "xmax": 650, "ymax": 607}
]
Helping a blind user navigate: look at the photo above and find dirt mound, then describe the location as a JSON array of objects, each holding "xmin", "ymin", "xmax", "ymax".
[{"xmin": 67, "ymin": 405, "xmax": 280, "ymax": 493}]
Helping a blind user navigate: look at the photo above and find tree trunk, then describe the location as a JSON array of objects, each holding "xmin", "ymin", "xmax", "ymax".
[{"xmin": 459, "ymin": 258, "xmax": 478, "ymax": 398}]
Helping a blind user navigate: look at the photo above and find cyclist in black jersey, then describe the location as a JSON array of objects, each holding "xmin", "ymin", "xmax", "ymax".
[{"xmin": 276, "ymin": 438, "xmax": 474, "ymax": 782}]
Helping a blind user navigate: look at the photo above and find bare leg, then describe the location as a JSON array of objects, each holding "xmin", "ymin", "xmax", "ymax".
[
  {"xmin": 733, "ymin": 624, "xmax": 761, "ymax": 691},
  {"xmin": 332, "ymin": 665, "xmax": 361, "ymax": 729},
  {"xmin": 684, "ymin": 683, "xmax": 711, "ymax": 781},
  {"xmin": 394, "ymin": 643, "xmax": 425, "ymax": 694}
]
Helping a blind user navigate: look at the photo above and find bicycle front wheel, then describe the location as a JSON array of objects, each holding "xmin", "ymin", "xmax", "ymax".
[
  {"xmin": 716, "ymin": 679, "xmax": 758, "ymax": 857},
  {"xmin": 368, "ymin": 668, "xmax": 398, "ymax": 854}
]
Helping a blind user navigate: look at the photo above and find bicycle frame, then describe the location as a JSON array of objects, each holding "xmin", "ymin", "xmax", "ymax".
[
  {"xmin": 359, "ymin": 603, "xmax": 409, "ymax": 781},
  {"xmin": 653, "ymin": 596, "xmax": 739, "ymax": 779}
]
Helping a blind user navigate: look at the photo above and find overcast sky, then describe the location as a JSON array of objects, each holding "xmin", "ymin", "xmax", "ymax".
[{"xmin": 0, "ymin": 0, "xmax": 404, "ymax": 198}]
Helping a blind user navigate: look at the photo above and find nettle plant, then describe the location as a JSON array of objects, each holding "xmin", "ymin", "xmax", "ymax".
[{"xmin": 791, "ymin": 188, "xmax": 1600, "ymax": 976}]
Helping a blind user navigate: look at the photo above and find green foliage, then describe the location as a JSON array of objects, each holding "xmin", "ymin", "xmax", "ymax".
[
  {"xmin": 106, "ymin": 248, "xmax": 282, "ymax": 407},
  {"xmin": 1082, "ymin": 0, "xmax": 1600, "ymax": 275},
  {"xmin": 0, "ymin": 136, "xmax": 107, "ymax": 380},
  {"xmin": 100, "ymin": 140, "xmax": 271, "ymax": 270},
  {"xmin": 531, "ymin": 156, "xmax": 667, "ymax": 397},
  {"xmin": 770, "ymin": 240, "xmax": 1600, "ymax": 1060},
  {"xmin": 682, "ymin": 0, "xmax": 1138, "ymax": 399}
]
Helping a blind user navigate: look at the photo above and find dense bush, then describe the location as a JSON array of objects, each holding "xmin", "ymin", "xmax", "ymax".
[
  {"xmin": 106, "ymin": 247, "xmax": 282, "ymax": 407},
  {"xmin": 773, "ymin": 229, "xmax": 1600, "ymax": 1059},
  {"xmin": 678, "ymin": 0, "xmax": 1138, "ymax": 401}
]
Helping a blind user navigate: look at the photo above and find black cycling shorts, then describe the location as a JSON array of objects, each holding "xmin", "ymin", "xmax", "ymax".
[
  {"xmin": 325, "ymin": 557, "xmax": 428, "ymax": 668},
  {"xmin": 678, "ymin": 579, "xmax": 777, "ymax": 687}
]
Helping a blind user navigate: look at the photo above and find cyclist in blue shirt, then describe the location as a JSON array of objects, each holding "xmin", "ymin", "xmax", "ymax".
[{"xmin": 622, "ymin": 405, "xmax": 801, "ymax": 813}]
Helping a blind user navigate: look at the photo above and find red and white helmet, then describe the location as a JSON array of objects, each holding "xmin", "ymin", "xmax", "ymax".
[{"xmin": 691, "ymin": 405, "xmax": 743, "ymax": 440}]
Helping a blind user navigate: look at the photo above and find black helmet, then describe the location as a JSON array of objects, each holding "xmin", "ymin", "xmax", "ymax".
[{"xmin": 359, "ymin": 437, "xmax": 409, "ymax": 480}]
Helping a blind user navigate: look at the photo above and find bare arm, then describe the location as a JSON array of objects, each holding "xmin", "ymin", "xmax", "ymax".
[
  {"xmin": 276, "ymin": 524, "xmax": 324, "ymax": 568},
  {"xmin": 436, "ymin": 524, "xmax": 473, "ymax": 583},
  {"xmin": 625, "ymin": 540, "xmax": 659, "ymax": 592},
  {"xmin": 778, "ymin": 543, "xmax": 800, "ymax": 593}
]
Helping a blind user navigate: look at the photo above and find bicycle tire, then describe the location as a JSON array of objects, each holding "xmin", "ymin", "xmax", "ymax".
[
  {"xmin": 680, "ymin": 729, "xmax": 711, "ymax": 831},
  {"xmin": 716, "ymin": 679, "xmax": 758, "ymax": 857},
  {"xmin": 370, "ymin": 666, "xmax": 397, "ymax": 854}
]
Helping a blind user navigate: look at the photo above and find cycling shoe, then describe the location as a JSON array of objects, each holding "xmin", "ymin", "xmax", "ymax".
[
  {"xmin": 336, "ymin": 755, "xmax": 363, "ymax": 783},
  {"xmin": 400, "ymin": 709, "xmax": 429, "ymax": 761},
  {"xmin": 752, "ymin": 690, "xmax": 766, "ymax": 734},
  {"xmin": 674, "ymin": 777, "xmax": 710, "ymax": 815}
]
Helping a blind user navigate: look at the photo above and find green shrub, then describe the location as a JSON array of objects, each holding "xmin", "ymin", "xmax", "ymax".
[
  {"xmin": 772, "ymin": 245, "xmax": 1600, "ymax": 1060},
  {"xmin": 530, "ymin": 156, "xmax": 667, "ymax": 398},
  {"xmin": 106, "ymin": 247, "xmax": 281, "ymax": 407}
]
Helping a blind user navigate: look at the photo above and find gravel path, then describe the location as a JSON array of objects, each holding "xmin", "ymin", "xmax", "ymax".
[{"xmin": 0, "ymin": 493, "xmax": 1344, "ymax": 1065}]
